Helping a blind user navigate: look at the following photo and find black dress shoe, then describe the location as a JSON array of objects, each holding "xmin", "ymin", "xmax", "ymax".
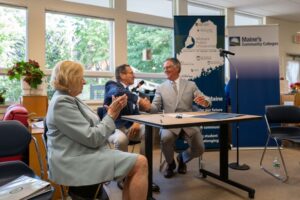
[
  {"xmin": 177, "ymin": 153, "xmax": 187, "ymax": 174},
  {"xmin": 117, "ymin": 179, "xmax": 124, "ymax": 190},
  {"xmin": 152, "ymin": 183, "xmax": 160, "ymax": 192},
  {"xmin": 164, "ymin": 160, "xmax": 176, "ymax": 178}
]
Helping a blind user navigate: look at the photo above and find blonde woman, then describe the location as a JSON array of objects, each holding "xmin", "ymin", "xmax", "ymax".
[{"xmin": 45, "ymin": 60, "xmax": 148, "ymax": 200}]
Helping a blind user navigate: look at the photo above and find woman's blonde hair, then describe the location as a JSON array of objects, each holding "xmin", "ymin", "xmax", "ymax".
[{"xmin": 51, "ymin": 60, "xmax": 84, "ymax": 95}]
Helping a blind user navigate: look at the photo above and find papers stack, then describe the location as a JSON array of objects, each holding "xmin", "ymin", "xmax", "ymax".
[{"xmin": 0, "ymin": 175, "xmax": 51, "ymax": 200}]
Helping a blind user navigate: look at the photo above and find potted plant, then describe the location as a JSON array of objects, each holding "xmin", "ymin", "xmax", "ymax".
[{"xmin": 7, "ymin": 59, "xmax": 46, "ymax": 95}]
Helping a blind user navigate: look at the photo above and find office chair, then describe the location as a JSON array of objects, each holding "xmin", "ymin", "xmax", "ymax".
[
  {"xmin": 42, "ymin": 119, "xmax": 109, "ymax": 200},
  {"xmin": 0, "ymin": 120, "xmax": 53, "ymax": 199},
  {"xmin": 159, "ymin": 132, "xmax": 202, "ymax": 172},
  {"xmin": 260, "ymin": 105, "xmax": 300, "ymax": 182}
]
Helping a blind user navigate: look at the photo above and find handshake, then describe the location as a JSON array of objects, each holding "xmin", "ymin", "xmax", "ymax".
[{"xmin": 138, "ymin": 97, "xmax": 152, "ymax": 112}]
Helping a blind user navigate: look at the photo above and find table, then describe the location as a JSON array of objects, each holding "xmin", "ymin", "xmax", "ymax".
[{"xmin": 122, "ymin": 112, "xmax": 262, "ymax": 199}]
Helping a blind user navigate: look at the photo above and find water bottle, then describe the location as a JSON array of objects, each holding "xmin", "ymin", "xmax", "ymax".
[{"xmin": 272, "ymin": 157, "xmax": 281, "ymax": 177}]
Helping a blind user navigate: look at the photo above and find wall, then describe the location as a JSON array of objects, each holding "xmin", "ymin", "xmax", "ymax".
[{"xmin": 265, "ymin": 17, "xmax": 300, "ymax": 79}]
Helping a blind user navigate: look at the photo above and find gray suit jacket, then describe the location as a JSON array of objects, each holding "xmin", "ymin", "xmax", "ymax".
[
  {"xmin": 46, "ymin": 91, "xmax": 124, "ymax": 186},
  {"xmin": 150, "ymin": 79, "xmax": 211, "ymax": 135}
]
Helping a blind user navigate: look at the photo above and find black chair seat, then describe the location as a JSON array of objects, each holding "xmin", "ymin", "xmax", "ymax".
[
  {"xmin": 286, "ymin": 138, "xmax": 300, "ymax": 143},
  {"xmin": 128, "ymin": 140, "xmax": 141, "ymax": 145},
  {"xmin": 271, "ymin": 127, "xmax": 300, "ymax": 139}
]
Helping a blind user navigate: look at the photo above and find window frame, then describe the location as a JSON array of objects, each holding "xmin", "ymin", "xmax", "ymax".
[
  {"xmin": 187, "ymin": 1, "xmax": 223, "ymax": 16},
  {"xmin": 234, "ymin": 11, "xmax": 263, "ymax": 26}
]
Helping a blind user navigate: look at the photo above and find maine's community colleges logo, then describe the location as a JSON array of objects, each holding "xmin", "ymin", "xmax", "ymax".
[
  {"xmin": 229, "ymin": 37, "xmax": 240, "ymax": 46},
  {"xmin": 229, "ymin": 36, "xmax": 278, "ymax": 47}
]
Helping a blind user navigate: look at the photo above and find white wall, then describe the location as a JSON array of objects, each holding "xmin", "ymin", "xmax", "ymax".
[{"xmin": 265, "ymin": 17, "xmax": 300, "ymax": 78}]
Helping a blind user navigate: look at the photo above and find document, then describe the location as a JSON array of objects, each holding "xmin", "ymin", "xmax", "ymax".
[
  {"xmin": 0, "ymin": 175, "xmax": 51, "ymax": 200},
  {"xmin": 31, "ymin": 121, "xmax": 44, "ymax": 129},
  {"xmin": 193, "ymin": 112, "xmax": 244, "ymax": 119}
]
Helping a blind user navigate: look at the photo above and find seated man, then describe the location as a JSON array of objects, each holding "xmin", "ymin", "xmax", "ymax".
[
  {"xmin": 140, "ymin": 57, "xmax": 211, "ymax": 178},
  {"xmin": 104, "ymin": 64, "xmax": 145, "ymax": 155}
]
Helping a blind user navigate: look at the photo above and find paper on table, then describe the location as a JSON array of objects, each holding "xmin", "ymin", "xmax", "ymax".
[
  {"xmin": 164, "ymin": 113, "xmax": 195, "ymax": 118},
  {"xmin": 32, "ymin": 121, "xmax": 44, "ymax": 129}
]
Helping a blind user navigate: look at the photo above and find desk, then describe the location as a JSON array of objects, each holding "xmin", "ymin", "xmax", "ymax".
[{"xmin": 122, "ymin": 112, "xmax": 262, "ymax": 199}]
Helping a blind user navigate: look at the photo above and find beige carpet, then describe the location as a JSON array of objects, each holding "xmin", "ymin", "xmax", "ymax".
[{"xmin": 106, "ymin": 146, "xmax": 300, "ymax": 200}]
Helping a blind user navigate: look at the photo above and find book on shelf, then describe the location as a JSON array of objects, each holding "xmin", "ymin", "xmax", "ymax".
[{"xmin": 0, "ymin": 175, "xmax": 51, "ymax": 200}]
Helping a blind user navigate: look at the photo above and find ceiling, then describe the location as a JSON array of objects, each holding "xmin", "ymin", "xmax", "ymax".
[{"xmin": 192, "ymin": 0, "xmax": 300, "ymax": 22}]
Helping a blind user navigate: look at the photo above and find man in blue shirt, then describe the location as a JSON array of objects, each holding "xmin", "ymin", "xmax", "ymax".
[{"xmin": 104, "ymin": 64, "xmax": 145, "ymax": 154}]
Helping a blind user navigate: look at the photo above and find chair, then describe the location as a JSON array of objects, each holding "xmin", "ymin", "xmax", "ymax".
[
  {"xmin": 0, "ymin": 120, "xmax": 53, "ymax": 199},
  {"xmin": 159, "ymin": 132, "xmax": 202, "ymax": 172},
  {"xmin": 97, "ymin": 106, "xmax": 141, "ymax": 153},
  {"xmin": 260, "ymin": 105, "xmax": 300, "ymax": 182},
  {"xmin": 42, "ymin": 119, "xmax": 109, "ymax": 200},
  {"xmin": 1, "ymin": 104, "xmax": 29, "ymax": 163}
]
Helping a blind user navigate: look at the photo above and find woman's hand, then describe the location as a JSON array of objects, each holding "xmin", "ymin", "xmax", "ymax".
[{"xmin": 106, "ymin": 94, "xmax": 128, "ymax": 120}]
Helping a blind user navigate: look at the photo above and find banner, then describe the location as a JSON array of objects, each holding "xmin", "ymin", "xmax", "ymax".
[
  {"xmin": 228, "ymin": 25, "xmax": 280, "ymax": 147},
  {"xmin": 174, "ymin": 16, "xmax": 226, "ymax": 149}
]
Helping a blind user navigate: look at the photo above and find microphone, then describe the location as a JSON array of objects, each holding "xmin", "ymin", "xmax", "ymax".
[
  {"xmin": 131, "ymin": 80, "xmax": 145, "ymax": 92},
  {"xmin": 219, "ymin": 49, "xmax": 235, "ymax": 56}
]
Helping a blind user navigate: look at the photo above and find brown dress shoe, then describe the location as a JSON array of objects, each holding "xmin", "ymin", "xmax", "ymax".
[
  {"xmin": 177, "ymin": 153, "xmax": 187, "ymax": 174},
  {"xmin": 164, "ymin": 160, "xmax": 176, "ymax": 178}
]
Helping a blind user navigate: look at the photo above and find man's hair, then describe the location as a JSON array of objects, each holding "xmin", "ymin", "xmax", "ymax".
[
  {"xmin": 165, "ymin": 57, "xmax": 181, "ymax": 73},
  {"xmin": 115, "ymin": 64, "xmax": 130, "ymax": 81}
]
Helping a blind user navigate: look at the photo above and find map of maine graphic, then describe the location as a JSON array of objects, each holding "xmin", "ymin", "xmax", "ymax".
[{"xmin": 177, "ymin": 18, "xmax": 224, "ymax": 80}]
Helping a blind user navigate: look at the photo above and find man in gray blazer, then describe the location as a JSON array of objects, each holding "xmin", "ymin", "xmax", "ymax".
[{"xmin": 140, "ymin": 57, "xmax": 211, "ymax": 178}]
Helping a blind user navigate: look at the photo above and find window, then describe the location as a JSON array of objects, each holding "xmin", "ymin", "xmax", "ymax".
[
  {"xmin": 0, "ymin": 5, "xmax": 26, "ymax": 68},
  {"xmin": 46, "ymin": 12, "xmax": 113, "ymax": 100},
  {"xmin": 127, "ymin": 23, "xmax": 173, "ymax": 73},
  {"xmin": 0, "ymin": 5, "xmax": 26, "ymax": 102},
  {"xmin": 234, "ymin": 12, "xmax": 262, "ymax": 26},
  {"xmin": 63, "ymin": 0, "xmax": 112, "ymax": 8},
  {"xmin": 127, "ymin": 0, "xmax": 173, "ymax": 18},
  {"xmin": 46, "ymin": 12, "xmax": 113, "ymax": 71},
  {"xmin": 188, "ymin": 2, "xmax": 222, "ymax": 15},
  {"xmin": 286, "ymin": 60, "xmax": 300, "ymax": 86}
]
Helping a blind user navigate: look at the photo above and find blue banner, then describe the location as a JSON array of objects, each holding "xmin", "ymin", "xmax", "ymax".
[
  {"xmin": 228, "ymin": 25, "xmax": 280, "ymax": 147},
  {"xmin": 174, "ymin": 16, "xmax": 226, "ymax": 149}
]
